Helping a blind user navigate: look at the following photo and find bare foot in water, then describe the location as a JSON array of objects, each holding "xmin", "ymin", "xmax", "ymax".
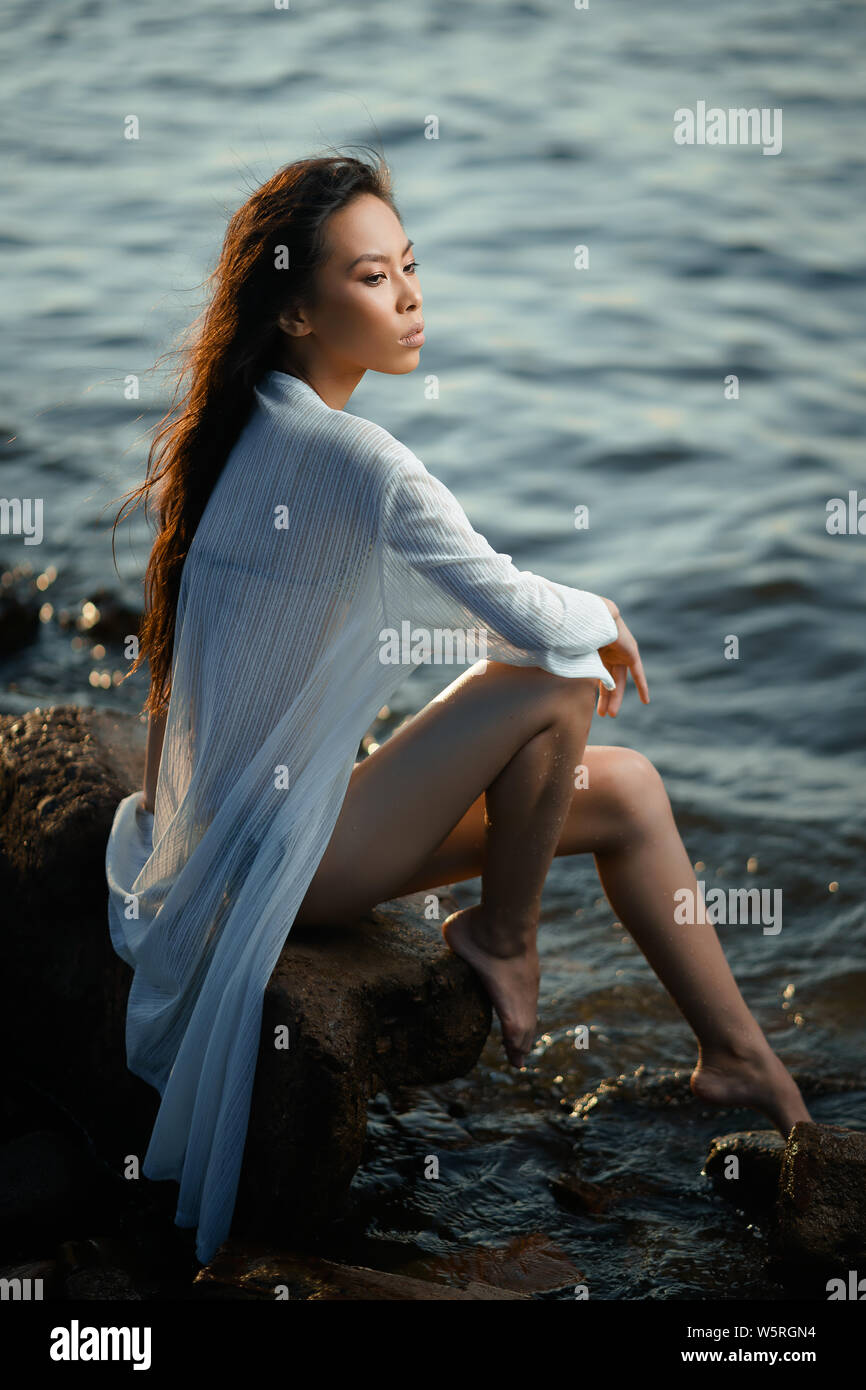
[
  {"xmin": 690, "ymin": 1043, "xmax": 813, "ymax": 1138},
  {"xmin": 442, "ymin": 905, "xmax": 540, "ymax": 1068},
  {"xmin": 443, "ymin": 905, "xmax": 813, "ymax": 1133}
]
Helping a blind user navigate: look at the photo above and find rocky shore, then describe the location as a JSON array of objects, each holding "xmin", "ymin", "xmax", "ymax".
[
  {"xmin": 0, "ymin": 703, "xmax": 499, "ymax": 1298},
  {"xmin": 1, "ymin": 699, "xmax": 864, "ymax": 1300}
]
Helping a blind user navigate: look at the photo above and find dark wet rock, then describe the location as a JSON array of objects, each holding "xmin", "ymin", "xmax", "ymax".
[
  {"xmin": 703, "ymin": 1131, "xmax": 786, "ymax": 1207},
  {"xmin": 0, "ymin": 1080, "xmax": 154, "ymax": 1273},
  {"xmin": 771, "ymin": 1122, "xmax": 866, "ymax": 1267},
  {"xmin": 0, "ymin": 704, "xmax": 492, "ymax": 1251},
  {"xmin": 193, "ymin": 1240, "xmax": 531, "ymax": 1300},
  {"xmin": 0, "ymin": 1130, "xmax": 98, "ymax": 1248},
  {"xmin": 568, "ymin": 1067, "xmax": 866, "ymax": 1260},
  {"xmin": 550, "ymin": 1171, "xmax": 619, "ymax": 1215},
  {"xmin": 64, "ymin": 1266, "xmax": 142, "ymax": 1299},
  {"xmin": 389, "ymin": 1239, "xmax": 586, "ymax": 1289},
  {"xmin": 550, "ymin": 1166, "xmax": 667, "ymax": 1216},
  {"xmin": 0, "ymin": 562, "xmax": 41, "ymax": 654},
  {"xmin": 701, "ymin": 1121, "xmax": 866, "ymax": 1276},
  {"xmin": 0, "ymin": 706, "xmax": 158, "ymax": 1162},
  {"xmin": 54, "ymin": 1230, "xmax": 198, "ymax": 1302},
  {"xmin": 392, "ymin": 1231, "xmax": 585, "ymax": 1295},
  {"xmin": 233, "ymin": 894, "xmax": 492, "ymax": 1241}
]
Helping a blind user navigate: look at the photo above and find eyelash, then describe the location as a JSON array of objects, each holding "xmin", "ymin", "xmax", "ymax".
[{"xmin": 363, "ymin": 260, "xmax": 420, "ymax": 285}]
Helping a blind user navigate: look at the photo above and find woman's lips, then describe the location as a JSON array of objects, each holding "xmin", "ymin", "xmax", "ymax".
[{"xmin": 398, "ymin": 323, "xmax": 425, "ymax": 347}]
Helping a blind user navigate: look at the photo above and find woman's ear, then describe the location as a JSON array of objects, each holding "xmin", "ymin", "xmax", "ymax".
[{"xmin": 277, "ymin": 305, "xmax": 311, "ymax": 338}]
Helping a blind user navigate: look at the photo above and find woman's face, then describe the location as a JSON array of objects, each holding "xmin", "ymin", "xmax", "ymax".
[{"xmin": 278, "ymin": 192, "xmax": 424, "ymax": 382}]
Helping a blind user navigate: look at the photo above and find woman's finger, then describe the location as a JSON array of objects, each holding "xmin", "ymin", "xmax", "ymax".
[
  {"xmin": 607, "ymin": 665, "xmax": 627, "ymax": 717},
  {"xmin": 630, "ymin": 653, "xmax": 650, "ymax": 704}
]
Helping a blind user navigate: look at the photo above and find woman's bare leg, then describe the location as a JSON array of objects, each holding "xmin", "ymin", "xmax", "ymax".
[
  {"xmin": 297, "ymin": 658, "xmax": 811, "ymax": 1132},
  {"xmin": 394, "ymin": 744, "xmax": 812, "ymax": 1136},
  {"xmin": 296, "ymin": 658, "xmax": 599, "ymax": 1064},
  {"xmin": 568, "ymin": 750, "xmax": 810, "ymax": 1134}
]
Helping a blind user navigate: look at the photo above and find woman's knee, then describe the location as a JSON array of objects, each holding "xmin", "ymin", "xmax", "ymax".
[
  {"xmin": 608, "ymin": 747, "xmax": 669, "ymax": 827},
  {"xmin": 539, "ymin": 673, "xmax": 598, "ymax": 733},
  {"xmin": 462, "ymin": 660, "xmax": 597, "ymax": 740}
]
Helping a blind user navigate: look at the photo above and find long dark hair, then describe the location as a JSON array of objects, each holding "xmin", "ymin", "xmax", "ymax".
[{"xmin": 111, "ymin": 146, "xmax": 399, "ymax": 718}]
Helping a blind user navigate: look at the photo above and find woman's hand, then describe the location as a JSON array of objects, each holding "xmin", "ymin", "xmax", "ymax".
[{"xmin": 595, "ymin": 598, "xmax": 650, "ymax": 717}]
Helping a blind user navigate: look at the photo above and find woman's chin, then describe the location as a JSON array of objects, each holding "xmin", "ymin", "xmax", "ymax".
[{"xmin": 378, "ymin": 355, "xmax": 422, "ymax": 376}]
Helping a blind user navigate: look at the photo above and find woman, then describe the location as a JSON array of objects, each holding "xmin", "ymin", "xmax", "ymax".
[{"xmin": 108, "ymin": 148, "xmax": 810, "ymax": 1266}]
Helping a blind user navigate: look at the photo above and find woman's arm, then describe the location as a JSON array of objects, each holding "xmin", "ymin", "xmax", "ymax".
[
  {"xmin": 379, "ymin": 449, "xmax": 620, "ymax": 672},
  {"xmin": 141, "ymin": 707, "xmax": 168, "ymax": 813}
]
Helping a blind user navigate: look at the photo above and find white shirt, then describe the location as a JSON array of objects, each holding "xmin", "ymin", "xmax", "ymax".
[{"xmin": 105, "ymin": 369, "xmax": 618, "ymax": 1265}]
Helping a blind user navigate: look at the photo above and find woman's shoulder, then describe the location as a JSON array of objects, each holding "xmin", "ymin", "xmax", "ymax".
[
  {"xmin": 254, "ymin": 371, "xmax": 425, "ymax": 493},
  {"xmin": 337, "ymin": 401, "xmax": 416, "ymax": 459},
  {"xmin": 327, "ymin": 401, "xmax": 424, "ymax": 492}
]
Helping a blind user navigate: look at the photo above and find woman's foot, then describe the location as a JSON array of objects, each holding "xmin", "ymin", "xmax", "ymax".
[
  {"xmin": 690, "ymin": 1042, "xmax": 813, "ymax": 1138},
  {"xmin": 442, "ymin": 905, "xmax": 540, "ymax": 1068}
]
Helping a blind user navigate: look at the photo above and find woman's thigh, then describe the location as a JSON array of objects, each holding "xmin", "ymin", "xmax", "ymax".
[
  {"xmin": 390, "ymin": 743, "xmax": 664, "ymax": 898},
  {"xmin": 294, "ymin": 660, "xmax": 598, "ymax": 926}
]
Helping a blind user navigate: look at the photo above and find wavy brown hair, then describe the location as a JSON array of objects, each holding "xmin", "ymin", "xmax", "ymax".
[{"xmin": 111, "ymin": 146, "xmax": 399, "ymax": 718}]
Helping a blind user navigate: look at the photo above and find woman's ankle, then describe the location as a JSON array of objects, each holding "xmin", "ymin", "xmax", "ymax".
[
  {"xmin": 462, "ymin": 903, "xmax": 538, "ymax": 958},
  {"xmin": 697, "ymin": 1029, "xmax": 774, "ymax": 1071}
]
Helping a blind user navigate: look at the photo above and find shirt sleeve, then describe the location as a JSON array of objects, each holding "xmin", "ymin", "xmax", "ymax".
[{"xmin": 378, "ymin": 446, "xmax": 619, "ymax": 686}]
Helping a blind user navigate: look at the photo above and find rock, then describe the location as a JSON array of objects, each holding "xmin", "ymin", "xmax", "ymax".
[
  {"xmin": 64, "ymin": 1266, "xmax": 142, "ymax": 1299},
  {"xmin": 0, "ymin": 704, "xmax": 492, "ymax": 1246},
  {"xmin": 193, "ymin": 1241, "xmax": 531, "ymax": 1300},
  {"xmin": 550, "ymin": 1171, "xmax": 618, "ymax": 1216},
  {"xmin": 0, "ymin": 706, "xmax": 158, "ymax": 1162},
  {"xmin": 772, "ymin": 1122, "xmax": 866, "ymax": 1267},
  {"xmin": 233, "ymin": 894, "xmax": 491, "ymax": 1240},
  {"xmin": 55, "ymin": 1232, "xmax": 196, "ymax": 1301},
  {"xmin": 393, "ymin": 1232, "xmax": 585, "ymax": 1295},
  {"xmin": 0, "ymin": 1130, "xmax": 97, "ymax": 1249},
  {"xmin": 549, "ymin": 1165, "xmax": 667, "ymax": 1216},
  {"xmin": 703, "ymin": 1131, "xmax": 786, "ymax": 1207}
]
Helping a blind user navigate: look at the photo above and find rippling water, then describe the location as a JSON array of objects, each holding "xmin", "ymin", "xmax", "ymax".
[{"xmin": 2, "ymin": 0, "xmax": 864, "ymax": 1298}]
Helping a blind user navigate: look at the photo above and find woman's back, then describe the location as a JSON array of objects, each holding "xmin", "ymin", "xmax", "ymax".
[{"xmin": 160, "ymin": 370, "xmax": 389, "ymax": 832}]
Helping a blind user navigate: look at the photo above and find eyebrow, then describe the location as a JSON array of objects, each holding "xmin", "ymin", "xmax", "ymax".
[{"xmin": 346, "ymin": 239, "xmax": 414, "ymax": 272}]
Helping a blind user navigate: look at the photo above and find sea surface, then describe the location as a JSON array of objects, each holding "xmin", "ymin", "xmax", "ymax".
[{"xmin": 1, "ymin": 0, "xmax": 864, "ymax": 1299}]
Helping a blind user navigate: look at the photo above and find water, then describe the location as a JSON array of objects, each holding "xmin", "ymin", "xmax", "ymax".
[{"xmin": 1, "ymin": 0, "xmax": 864, "ymax": 1298}]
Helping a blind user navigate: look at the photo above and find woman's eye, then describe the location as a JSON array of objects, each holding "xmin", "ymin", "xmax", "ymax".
[{"xmin": 363, "ymin": 260, "xmax": 419, "ymax": 285}]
